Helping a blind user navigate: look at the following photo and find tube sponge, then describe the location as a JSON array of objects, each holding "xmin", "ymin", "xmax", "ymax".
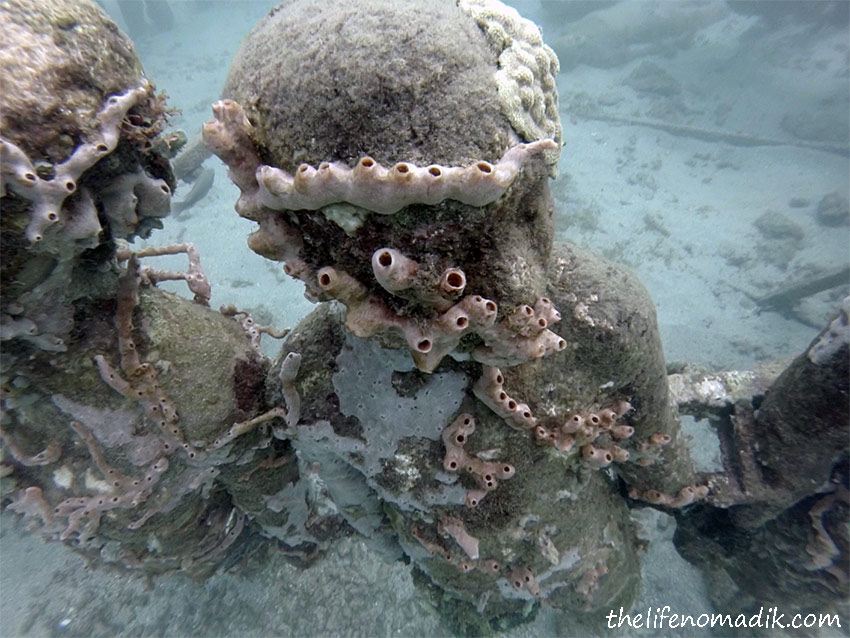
[
  {"xmin": 441, "ymin": 412, "xmax": 516, "ymax": 503},
  {"xmin": 509, "ymin": 566, "xmax": 541, "ymax": 597},
  {"xmin": 647, "ymin": 433, "xmax": 672, "ymax": 446},
  {"xmin": 437, "ymin": 305, "xmax": 470, "ymax": 334},
  {"xmin": 460, "ymin": 295, "xmax": 499, "ymax": 328},
  {"xmin": 611, "ymin": 424, "xmax": 635, "ymax": 440},
  {"xmin": 464, "ymin": 489, "xmax": 487, "ymax": 508},
  {"xmin": 1, "ymin": 85, "xmax": 149, "ymax": 243},
  {"xmin": 439, "ymin": 268, "xmax": 466, "ymax": 297},
  {"xmin": 472, "ymin": 365, "xmax": 538, "ymax": 429},
  {"xmin": 507, "ymin": 304, "xmax": 547, "ymax": 337},
  {"xmin": 628, "ymin": 484, "xmax": 709, "ymax": 508},
  {"xmin": 533, "ymin": 297, "xmax": 561, "ymax": 324},
  {"xmin": 582, "ymin": 444, "xmax": 614, "ymax": 468},
  {"xmin": 442, "ymin": 413, "xmax": 477, "ymax": 449},
  {"xmin": 255, "ymin": 139, "xmax": 557, "ymax": 214},
  {"xmin": 247, "ymin": 215, "xmax": 304, "ymax": 262},
  {"xmin": 316, "ymin": 259, "xmax": 564, "ymax": 372},
  {"xmin": 473, "ymin": 297, "xmax": 567, "ymax": 367},
  {"xmin": 202, "ymin": 99, "xmax": 260, "ymax": 193},
  {"xmin": 371, "ymin": 247, "xmax": 418, "ymax": 293},
  {"xmin": 438, "ymin": 516, "xmax": 480, "ymax": 561},
  {"xmin": 317, "ymin": 266, "xmax": 369, "ymax": 304}
]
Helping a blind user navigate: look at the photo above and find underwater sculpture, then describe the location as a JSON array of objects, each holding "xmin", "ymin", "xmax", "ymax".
[
  {"xmin": 671, "ymin": 300, "xmax": 849, "ymax": 619},
  {"xmin": 201, "ymin": 0, "xmax": 701, "ymax": 618},
  {"xmin": 1, "ymin": 0, "xmax": 846, "ymax": 631},
  {"xmin": 0, "ymin": 0, "xmax": 288, "ymax": 578}
]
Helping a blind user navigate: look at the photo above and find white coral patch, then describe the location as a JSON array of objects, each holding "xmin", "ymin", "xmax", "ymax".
[{"xmin": 52, "ymin": 465, "xmax": 74, "ymax": 490}]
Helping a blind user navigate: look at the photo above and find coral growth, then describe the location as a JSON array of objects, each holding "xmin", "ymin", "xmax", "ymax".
[{"xmin": 457, "ymin": 0, "xmax": 562, "ymax": 170}]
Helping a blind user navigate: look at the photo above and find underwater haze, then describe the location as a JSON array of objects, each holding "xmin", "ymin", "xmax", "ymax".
[{"xmin": 1, "ymin": 1, "xmax": 848, "ymax": 637}]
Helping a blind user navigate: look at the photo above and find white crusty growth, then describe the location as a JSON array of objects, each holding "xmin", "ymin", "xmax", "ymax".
[
  {"xmin": 458, "ymin": 0, "xmax": 562, "ymax": 170},
  {"xmin": 255, "ymin": 139, "xmax": 557, "ymax": 215}
]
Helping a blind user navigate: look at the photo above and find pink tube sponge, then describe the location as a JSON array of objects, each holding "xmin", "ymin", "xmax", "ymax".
[{"xmin": 371, "ymin": 247, "xmax": 418, "ymax": 293}]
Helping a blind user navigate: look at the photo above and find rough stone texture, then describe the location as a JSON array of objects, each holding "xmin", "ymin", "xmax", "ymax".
[
  {"xmin": 223, "ymin": 0, "xmax": 517, "ymax": 172},
  {"xmin": 205, "ymin": 0, "xmax": 567, "ymax": 375},
  {"xmin": 815, "ymin": 192, "xmax": 850, "ymax": 228},
  {"xmin": 0, "ymin": 0, "xmax": 284, "ymax": 580},
  {"xmin": 9, "ymin": 0, "xmax": 844, "ymax": 630},
  {"xmin": 545, "ymin": 244, "xmax": 695, "ymax": 494},
  {"xmin": 675, "ymin": 476, "xmax": 849, "ymax": 627},
  {"xmin": 668, "ymin": 359, "xmax": 789, "ymax": 421},
  {"xmin": 751, "ymin": 302, "xmax": 849, "ymax": 514},
  {"xmin": 212, "ymin": 0, "xmax": 566, "ymax": 352}
]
